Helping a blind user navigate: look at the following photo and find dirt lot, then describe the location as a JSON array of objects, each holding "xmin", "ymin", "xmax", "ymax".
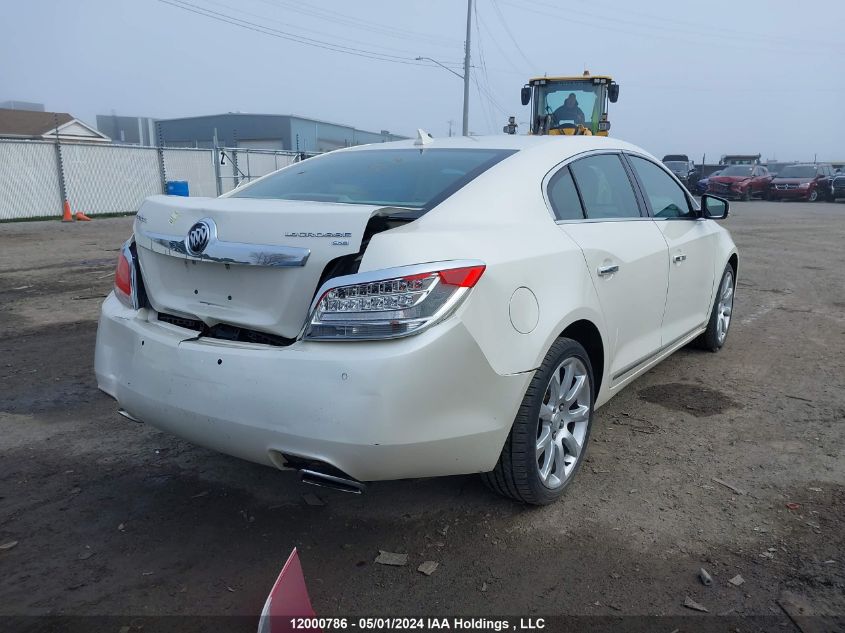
[{"xmin": 1, "ymin": 202, "xmax": 844, "ymax": 630}]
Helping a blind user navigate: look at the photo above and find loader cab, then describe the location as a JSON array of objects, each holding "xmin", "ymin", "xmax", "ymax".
[{"xmin": 520, "ymin": 73, "xmax": 618, "ymax": 136}]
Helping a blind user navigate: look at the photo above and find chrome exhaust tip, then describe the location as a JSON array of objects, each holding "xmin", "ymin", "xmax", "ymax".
[
  {"xmin": 300, "ymin": 469, "xmax": 365, "ymax": 495},
  {"xmin": 118, "ymin": 408, "xmax": 142, "ymax": 423}
]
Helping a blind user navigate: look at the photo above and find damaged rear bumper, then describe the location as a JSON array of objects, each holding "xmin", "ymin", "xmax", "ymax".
[{"xmin": 95, "ymin": 293, "xmax": 531, "ymax": 481}]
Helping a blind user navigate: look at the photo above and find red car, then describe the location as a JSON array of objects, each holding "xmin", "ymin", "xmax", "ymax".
[
  {"xmin": 707, "ymin": 165, "xmax": 772, "ymax": 201},
  {"xmin": 768, "ymin": 163, "xmax": 835, "ymax": 202}
]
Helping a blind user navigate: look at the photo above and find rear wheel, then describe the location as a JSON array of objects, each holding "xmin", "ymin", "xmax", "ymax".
[
  {"xmin": 695, "ymin": 264, "xmax": 735, "ymax": 352},
  {"xmin": 482, "ymin": 338, "xmax": 594, "ymax": 505}
]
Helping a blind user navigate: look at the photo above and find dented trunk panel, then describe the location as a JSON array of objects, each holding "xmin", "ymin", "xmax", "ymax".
[{"xmin": 133, "ymin": 195, "xmax": 382, "ymax": 338}]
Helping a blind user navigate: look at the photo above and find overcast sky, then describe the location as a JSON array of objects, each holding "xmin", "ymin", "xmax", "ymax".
[{"xmin": 2, "ymin": 0, "xmax": 844, "ymax": 161}]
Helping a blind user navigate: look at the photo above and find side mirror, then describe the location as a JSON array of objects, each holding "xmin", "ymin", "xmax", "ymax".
[
  {"xmin": 521, "ymin": 86, "xmax": 531, "ymax": 106},
  {"xmin": 701, "ymin": 194, "xmax": 729, "ymax": 220},
  {"xmin": 608, "ymin": 83, "xmax": 619, "ymax": 103}
]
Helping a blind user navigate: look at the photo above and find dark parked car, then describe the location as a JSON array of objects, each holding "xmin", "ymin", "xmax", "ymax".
[
  {"xmin": 764, "ymin": 162, "xmax": 795, "ymax": 177},
  {"xmin": 663, "ymin": 158, "xmax": 698, "ymax": 186},
  {"xmin": 696, "ymin": 170, "xmax": 721, "ymax": 195},
  {"xmin": 707, "ymin": 165, "xmax": 772, "ymax": 200},
  {"xmin": 768, "ymin": 164, "xmax": 834, "ymax": 202},
  {"xmin": 831, "ymin": 173, "xmax": 845, "ymax": 201}
]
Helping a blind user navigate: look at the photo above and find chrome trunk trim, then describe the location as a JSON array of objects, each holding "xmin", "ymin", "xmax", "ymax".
[{"xmin": 138, "ymin": 226, "xmax": 311, "ymax": 268}]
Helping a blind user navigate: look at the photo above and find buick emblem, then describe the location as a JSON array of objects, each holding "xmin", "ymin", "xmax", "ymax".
[{"xmin": 186, "ymin": 219, "xmax": 214, "ymax": 255}]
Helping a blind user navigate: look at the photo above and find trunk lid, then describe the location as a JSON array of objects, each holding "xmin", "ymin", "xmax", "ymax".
[{"xmin": 134, "ymin": 195, "xmax": 381, "ymax": 339}]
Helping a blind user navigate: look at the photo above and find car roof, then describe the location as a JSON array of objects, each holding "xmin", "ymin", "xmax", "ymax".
[{"xmin": 339, "ymin": 134, "xmax": 652, "ymax": 163}]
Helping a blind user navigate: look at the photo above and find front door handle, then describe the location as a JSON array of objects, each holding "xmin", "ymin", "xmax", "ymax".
[
  {"xmin": 597, "ymin": 264, "xmax": 619, "ymax": 276},
  {"xmin": 672, "ymin": 253, "xmax": 687, "ymax": 263}
]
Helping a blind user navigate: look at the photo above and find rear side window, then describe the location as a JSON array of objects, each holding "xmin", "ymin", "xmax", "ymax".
[
  {"xmin": 547, "ymin": 167, "xmax": 584, "ymax": 220},
  {"xmin": 569, "ymin": 154, "xmax": 641, "ymax": 219},
  {"xmin": 230, "ymin": 148, "xmax": 516, "ymax": 210},
  {"xmin": 628, "ymin": 155, "xmax": 693, "ymax": 218}
]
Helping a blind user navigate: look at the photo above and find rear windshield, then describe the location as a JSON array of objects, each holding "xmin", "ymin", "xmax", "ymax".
[{"xmin": 231, "ymin": 148, "xmax": 516, "ymax": 209}]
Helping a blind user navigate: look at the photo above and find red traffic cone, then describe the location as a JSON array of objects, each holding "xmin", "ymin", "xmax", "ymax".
[
  {"xmin": 61, "ymin": 200, "xmax": 73, "ymax": 222},
  {"xmin": 75, "ymin": 211, "xmax": 91, "ymax": 221}
]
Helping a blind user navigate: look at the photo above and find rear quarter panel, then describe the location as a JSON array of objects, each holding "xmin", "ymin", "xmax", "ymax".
[{"xmin": 359, "ymin": 150, "xmax": 610, "ymax": 396}]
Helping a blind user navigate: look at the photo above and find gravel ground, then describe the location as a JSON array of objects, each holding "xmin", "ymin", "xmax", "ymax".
[{"xmin": 1, "ymin": 202, "xmax": 843, "ymax": 630}]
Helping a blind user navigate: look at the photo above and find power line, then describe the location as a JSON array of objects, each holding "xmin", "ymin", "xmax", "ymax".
[
  {"xmin": 261, "ymin": 0, "xmax": 462, "ymax": 49},
  {"xmin": 155, "ymin": 0, "xmax": 453, "ymax": 67},
  {"xmin": 473, "ymin": 2, "xmax": 509, "ymax": 126},
  {"xmin": 489, "ymin": 0, "xmax": 534, "ymax": 71},
  {"xmin": 197, "ymin": 0, "xmax": 457, "ymax": 59},
  {"xmin": 475, "ymin": 6, "xmax": 525, "ymax": 74},
  {"xmin": 472, "ymin": 76, "xmax": 494, "ymax": 133},
  {"xmin": 554, "ymin": 0, "xmax": 841, "ymax": 50},
  {"xmin": 500, "ymin": 0, "xmax": 842, "ymax": 57}
]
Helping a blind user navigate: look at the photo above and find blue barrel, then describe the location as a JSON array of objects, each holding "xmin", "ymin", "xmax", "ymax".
[{"xmin": 166, "ymin": 180, "xmax": 189, "ymax": 196}]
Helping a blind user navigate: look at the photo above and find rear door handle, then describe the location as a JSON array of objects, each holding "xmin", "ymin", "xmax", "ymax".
[
  {"xmin": 597, "ymin": 264, "xmax": 619, "ymax": 276},
  {"xmin": 672, "ymin": 253, "xmax": 687, "ymax": 263}
]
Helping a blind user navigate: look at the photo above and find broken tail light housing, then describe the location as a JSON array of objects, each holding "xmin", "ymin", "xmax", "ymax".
[
  {"xmin": 304, "ymin": 261, "xmax": 486, "ymax": 340},
  {"xmin": 114, "ymin": 239, "xmax": 140, "ymax": 309}
]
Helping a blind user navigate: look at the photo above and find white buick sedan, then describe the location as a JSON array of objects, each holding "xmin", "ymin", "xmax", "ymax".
[{"xmin": 95, "ymin": 135, "xmax": 737, "ymax": 505}]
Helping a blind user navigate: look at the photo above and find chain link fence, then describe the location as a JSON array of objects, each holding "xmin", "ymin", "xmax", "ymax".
[
  {"xmin": 0, "ymin": 140, "xmax": 63, "ymax": 220},
  {"xmin": 163, "ymin": 148, "xmax": 218, "ymax": 198},
  {"xmin": 216, "ymin": 148, "xmax": 304, "ymax": 194},
  {"xmin": 62, "ymin": 144, "xmax": 162, "ymax": 216},
  {"xmin": 0, "ymin": 139, "xmax": 309, "ymax": 221}
]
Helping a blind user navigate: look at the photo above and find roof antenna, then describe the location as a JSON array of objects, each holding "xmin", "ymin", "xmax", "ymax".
[{"xmin": 414, "ymin": 128, "xmax": 433, "ymax": 146}]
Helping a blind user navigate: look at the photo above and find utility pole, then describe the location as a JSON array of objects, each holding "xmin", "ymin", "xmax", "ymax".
[
  {"xmin": 462, "ymin": 0, "xmax": 473, "ymax": 136},
  {"xmin": 415, "ymin": 0, "xmax": 472, "ymax": 136},
  {"xmin": 448, "ymin": 120, "xmax": 454, "ymax": 137}
]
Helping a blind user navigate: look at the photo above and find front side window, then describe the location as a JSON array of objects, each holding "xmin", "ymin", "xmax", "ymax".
[
  {"xmin": 628, "ymin": 156, "xmax": 693, "ymax": 219},
  {"xmin": 231, "ymin": 148, "xmax": 515, "ymax": 210},
  {"xmin": 569, "ymin": 154, "xmax": 641, "ymax": 219},
  {"xmin": 547, "ymin": 167, "xmax": 584, "ymax": 220}
]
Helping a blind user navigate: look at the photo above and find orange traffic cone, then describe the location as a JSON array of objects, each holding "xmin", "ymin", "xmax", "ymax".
[
  {"xmin": 75, "ymin": 211, "xmax": 91, "ymax": 221},
  {"xmin": 61, "ymin": 200, "xmax": 73, "ymax": 222}
]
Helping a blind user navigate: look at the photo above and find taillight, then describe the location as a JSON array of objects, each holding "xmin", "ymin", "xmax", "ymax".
[
  {"xmin": 114, "ymin": 240, "xmax": 139, "ymax": 309},
  {"xmin": 304, "ymin": 261, "xmax": 485, "ymax": 341}
]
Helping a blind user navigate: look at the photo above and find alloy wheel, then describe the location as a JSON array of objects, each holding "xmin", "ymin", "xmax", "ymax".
[
  {"xmin": 536, "ymin": 357, "xmax": 591, "ymax": 489},
  {"xmin": 716, "ymin": 269, "xmax": 734, "ymax": 345}
]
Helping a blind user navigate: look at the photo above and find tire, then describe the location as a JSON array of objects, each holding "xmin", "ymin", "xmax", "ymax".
[
  {"xmin": 695, "ymin": 264, "xmax": 735, "ymax": 352},
  {"xmin": 482, "ymin": 338, "xmax": 594, "ymax": 505},
  {"xmin": 742, "ymin": 187, "xmax": 751, "ymax": 201},
  {"xmin": 808, "ymin": 189, "xmax": 819, "ymax": 202}
]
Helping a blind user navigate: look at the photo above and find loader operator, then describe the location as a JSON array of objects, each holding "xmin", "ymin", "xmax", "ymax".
[{"xmin": 552, "ymin": 93, "xmax": 586, "ymax": 126}]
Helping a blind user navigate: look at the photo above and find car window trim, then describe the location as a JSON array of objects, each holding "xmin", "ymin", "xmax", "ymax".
[
  {"xmin": 621, "ymin": 151, "xmax": 700, "ymax": 221},
  {"xmin": 542, "ymin": 149, "xmax": 649, "ymax": 224},
  {"xmin": 546, "ymin": 165, "xmax": 586, "ymax": 221},
  {"xmin": 230, "ymin": 147, "xmax": 518, "ymax": 214},
  {"xmin": 619, "ymin": 152, "xmax": 651, "ymax": 217}
]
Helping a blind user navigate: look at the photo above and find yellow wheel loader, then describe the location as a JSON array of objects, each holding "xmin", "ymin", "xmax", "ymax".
[{"xmin": 504, "ymin": 71, "xmax": 619, "ymax": 136}]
